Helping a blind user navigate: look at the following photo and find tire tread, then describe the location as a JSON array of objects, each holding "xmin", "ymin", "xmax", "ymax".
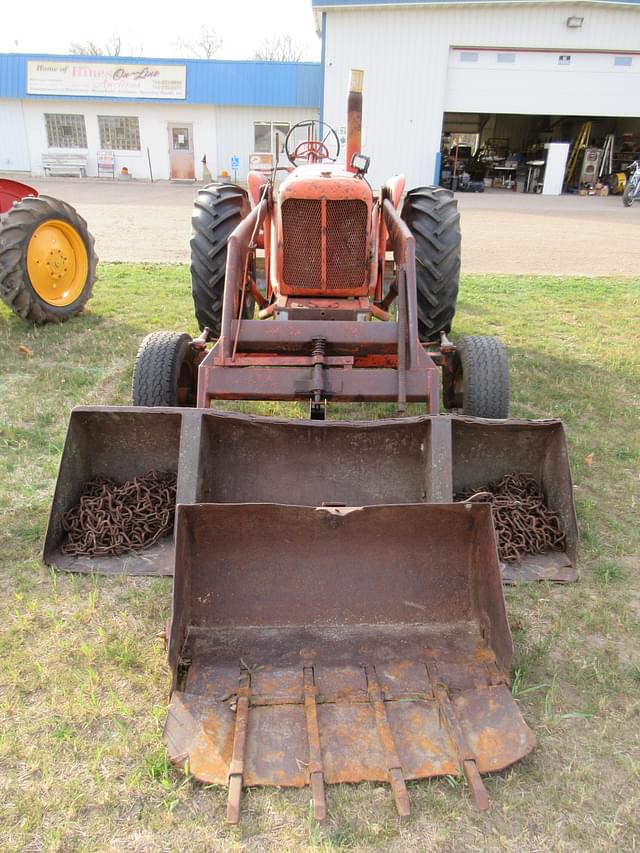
[
  {"xmin": 401, "ymin": 186, "xmax": 461, "ymax": 341},
  {"xmin": 458, "ymin": 335, "xmax": 509, "ymax": 419},
  {"xmin": 190, "ymin": 183, "xmax": 249, "ymax": 334},
  {"xmin": 132, "ymin": 331, "xmax": 192, "ymax": 407}
]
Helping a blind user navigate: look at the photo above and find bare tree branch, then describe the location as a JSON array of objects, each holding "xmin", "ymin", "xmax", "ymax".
[
  {"xmin": 68, "ymin": 40, "xmax": 104, "ymax": 56},
  {"xmin": 254, "ymin": 34, "xmax": 304, "ymax": 62},
  {"xmin": 68, "ymin": 33, "xmax": 123, "ymax": 56},
  {"xmin": 105, "ymin": 32, "xmax": 122, "ymax": 57},
  {"xmin": 174, "ymin": 26, "xmax": 222, "ymax": 59}
]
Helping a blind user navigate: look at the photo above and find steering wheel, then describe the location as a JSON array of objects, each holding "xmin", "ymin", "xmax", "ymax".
[{"xmin": 284, "ymin": 120, "xmax": 341, "ymax": 166}]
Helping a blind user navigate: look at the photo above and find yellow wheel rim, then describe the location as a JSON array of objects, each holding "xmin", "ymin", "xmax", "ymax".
[{"xmin": 26, "ymin": 219, "xmax": 89, "ymax": 307}]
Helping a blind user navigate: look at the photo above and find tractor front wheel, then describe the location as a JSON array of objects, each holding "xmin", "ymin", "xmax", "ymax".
[
  {"xmin": 132, "ymin": 331, "xmax": 198, "ymax": 407},
  {"xmin": 444, "ymin": 335, "xmax": 509, "ymax": 419},
  {"xmin": 0, "ymin": 195, "xmax": 97, "ymax": 323},
  {"xmin": 401, "ymin": 186, "xmax": 461, "ymax": 342}
]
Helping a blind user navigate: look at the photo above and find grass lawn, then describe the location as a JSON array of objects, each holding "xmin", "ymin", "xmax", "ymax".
[{"xmin": 0, "ymin": 265, "xmax": 638, "ymax": 852}]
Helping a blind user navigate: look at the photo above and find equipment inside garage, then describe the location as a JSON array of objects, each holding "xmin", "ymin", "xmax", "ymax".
[{"xmin": 440, "ymin": 113, "xmax": 640, "ymax": 196}]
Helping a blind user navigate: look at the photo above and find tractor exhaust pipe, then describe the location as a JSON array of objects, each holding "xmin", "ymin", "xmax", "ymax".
[{"xmin": 346, "ymin": 68, "xmax": 363, "ymax": 173}]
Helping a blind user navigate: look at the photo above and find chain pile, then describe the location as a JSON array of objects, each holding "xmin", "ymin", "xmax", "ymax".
[
  {"xmin": 456, "ymin": 472, "xmax": 566, "ymax": 563},
  {"xmin": 62, "ymin": 471, "xmax": 177, "ymax": 557}
]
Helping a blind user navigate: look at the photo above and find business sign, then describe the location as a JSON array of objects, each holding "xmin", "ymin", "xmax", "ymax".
[
  {"xmin": 249, "ymin": 153, "xmax": 273, "ymax": 171},
  {"xmin": 27, "ymin": 60, "xmax": 187, "ymax": 100}
]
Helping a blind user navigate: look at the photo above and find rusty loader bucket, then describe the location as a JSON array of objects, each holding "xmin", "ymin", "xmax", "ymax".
[
  {"xmin": 165, "ymin": 502, "xmax": 535, "ymax": 820},
  {"xmin": 45, "ymin": 408, "xmax": 578, "ymax": 584},
  {"xmin": 43, "ymin": 408, "xmax": 578, "ymax": 817}
]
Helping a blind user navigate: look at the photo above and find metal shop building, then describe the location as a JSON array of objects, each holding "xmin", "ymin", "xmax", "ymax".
[
  {"xmin": 0, "ymin": 54, "xmax": 321, "ymax": 180},
  {"xmin": 314, "ymin": 0, "xmax": 640, "ymax": 191}
]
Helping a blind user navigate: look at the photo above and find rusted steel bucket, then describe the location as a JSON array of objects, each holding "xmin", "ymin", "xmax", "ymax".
[
  {"xmin": 44, "ymin": 407, "xmax": 183, "ymax": 575},
  {"xmin": 44, "ymin": 408, "xmax": 577, "ymax": 583},
  {"xmin": 451, "ymin": 417, "xmax": 578, "ymax": 583},
  {"xmin": 164, "ymin": 502, "xmax": 535, "ymax": 821}
]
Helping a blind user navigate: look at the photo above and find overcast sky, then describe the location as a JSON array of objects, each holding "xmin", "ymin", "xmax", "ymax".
[{"xmin": 0, "ymin": 0, "xmax": 322, "ymax": 61}]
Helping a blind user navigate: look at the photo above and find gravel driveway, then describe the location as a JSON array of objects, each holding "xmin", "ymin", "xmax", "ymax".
[{"xmin": 17, "ymin": 176, "xmax": 640, "ymax": 276}]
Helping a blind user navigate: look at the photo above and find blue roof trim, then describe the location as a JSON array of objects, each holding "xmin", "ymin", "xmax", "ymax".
[
  {"xmin": 0, "ymin": 54, "xmax": 322, "ymax": 107},
  {"xmin": 313, "ymin": 0, "xmax": 640, "ymax": 5}
]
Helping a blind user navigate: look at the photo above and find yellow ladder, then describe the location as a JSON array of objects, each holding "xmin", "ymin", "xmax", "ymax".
[{"xmin": 563, "ymin": 121, "xmax": 592, "ymax": 190}]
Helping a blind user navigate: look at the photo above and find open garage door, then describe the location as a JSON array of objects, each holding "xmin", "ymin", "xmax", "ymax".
[
  {"xmin": 440, "ymin": 110, "xmax": 640, "ymax": 195},
  {"xmin": 444, "ymin": 48, "xmax": 639, "ymax": 118},
  {"xmin": 441, "ymin": 47, "xmax": 640, "ymax": 193}
]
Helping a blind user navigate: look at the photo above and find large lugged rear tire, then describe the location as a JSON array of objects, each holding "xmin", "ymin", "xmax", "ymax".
[
  {"xmin": 0, "ymin": 195, "xmax": 97, "ymax": 323},
  {"xmin": 401, "ymin": 186, "xmax": 461, "ymax": 342},
  {"xmin": 452, "ymin": 335, "xmax": 509, "ymax": 419},
  {"xmin": 132, "ymin": 331, "xmax": 197, "ymax": 407},
  {"xmin": 190, "ymin": 183, "xmax": 254, "ymax": 335}
]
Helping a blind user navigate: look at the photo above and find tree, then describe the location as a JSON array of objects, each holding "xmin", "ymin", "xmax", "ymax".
[
  {"xmin": 68, "ymin": 40, "xmax": 104, "ymax": 56},
  {"xmin": 174, "ymin": 26, "xmax": 222, "ymax": 59},
  {"xmin": 254, "ymin": 34, "xmax": 304, "ymax": 62},
  {"xmin": 105, "ymin": 33, "xmax": 122, "ymax": 56},
  {"xmin": 68, "ymin": 33, "xmax": 122, "ymax": 56}
]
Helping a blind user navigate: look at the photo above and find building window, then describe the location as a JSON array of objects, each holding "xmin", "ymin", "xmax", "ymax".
[
  {"xmin": 254, "ymin": 121, "xmax": 290, "ymax": 153},
  {"xmin": 558, "ymin": 55, "xmax": 571, "ymax": 66},
  {"xmin": 98, "ymin": 116, "xmax": 141, "ymax": 150},
  {"xmin": 460, "ymin": 52, "xmax": 478, "ymax": 62},
  {"xmin": 497, "ymin": 53, "xmax": 515, "ymax": 63},
  {"xmin": 45, "ymin": 114, "xmax": 87, "ymax": 149},
  {"xmin": 614, "ymin": 56, "xmax": 632, "ymax": 67}
]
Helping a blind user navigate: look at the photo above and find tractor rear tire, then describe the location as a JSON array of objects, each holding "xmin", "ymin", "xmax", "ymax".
[
  {"xmin": 0, "ymin": 195, "xmax": 97, "ymax": 324},
  {"xmin": 190, "ymin": 183, "xmax": 254, "ymax": 335},
  {"xmin": 454, "ymin": 335, "xmax": 509, "ymax": 419},
  {"xmin": 132, "ymin": 331, "xmax": 197, "ymax": 407},
  {"xmin": 401, "ymin": 186, "xmax": 461, "ymax": 342}
]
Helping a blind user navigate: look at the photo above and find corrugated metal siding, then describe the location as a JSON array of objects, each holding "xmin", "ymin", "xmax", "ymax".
[
  {"xmin": 314, "ymin": 0, "xmax": 640, "ymax": 6},
  {"xmin": 0, "ymin": 54, "xmax": 26, "ymax": 100},
  {"xmin": 215, "ymin": 105, "xmax": 320, "ymax": 178},
  {"xmin": 0, "ymin": 99, "xmax": 31, "ymax": 170},
  {"xmin": 0, "ymin": 54, "xmax": 321, "ymax": 108},
  {"xmin": 323, "ymin": 3, "xmax": 640, "ymax": 187}
]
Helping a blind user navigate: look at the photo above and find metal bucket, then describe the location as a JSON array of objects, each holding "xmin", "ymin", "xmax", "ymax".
[
  {"xmin": 165, "ymin": 502, "xmax": 535, "ymax": 821},
  {"xmin": 44, "ymin": 408, "xmax": 577, "ymax": 583}
]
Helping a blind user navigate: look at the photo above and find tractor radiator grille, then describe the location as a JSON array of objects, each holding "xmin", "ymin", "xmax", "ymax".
[{"xmin": 282, "ymin": 198, "xmax": 368, "ymax": 291}]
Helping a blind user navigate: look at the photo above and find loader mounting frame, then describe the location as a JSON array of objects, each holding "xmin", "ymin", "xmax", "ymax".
[{"xmin": 196, "ymin": 198, "xmax": 440, "ymax": 414}]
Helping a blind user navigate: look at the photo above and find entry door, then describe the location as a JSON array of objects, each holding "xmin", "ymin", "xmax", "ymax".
[{"xmin": 168, "ymin": 123, "xmax": 195, "ymax": 180}]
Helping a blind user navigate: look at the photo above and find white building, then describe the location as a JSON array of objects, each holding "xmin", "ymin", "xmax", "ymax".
[
  {"xmin": 0, "ymin": 54, "xmax": 321, "ymax": 181},
  {"xmin": 314, "ymin": 0, "xmax": 640, "ymax": 188}
]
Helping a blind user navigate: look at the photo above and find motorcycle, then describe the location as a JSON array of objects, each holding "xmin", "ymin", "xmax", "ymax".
[{"xmin": 623, "ymin": 160, "xmax": 640, "ymax": 207}]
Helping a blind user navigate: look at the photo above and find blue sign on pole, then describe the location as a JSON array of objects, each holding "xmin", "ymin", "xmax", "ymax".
[{"xmin": 231, "ymin": 156, "xmax": 240, "ymax": 170}]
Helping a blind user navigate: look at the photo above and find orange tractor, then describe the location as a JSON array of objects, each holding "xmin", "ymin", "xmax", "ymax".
[
  {"xmin": 45, "ymin": 72, "xmax": 578, "ymax": 821},
  {"xmin": 0, "ymin": 178, "xmax": 96, "ymax": 323},
  {"xmin": 132, "ymin": 72, "xmax": 506, "ymax": 420}
]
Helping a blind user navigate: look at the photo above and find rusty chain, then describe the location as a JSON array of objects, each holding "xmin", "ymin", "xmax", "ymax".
[
  {"xmin": 62, "ymin": 471, "xmax": 177, "ymax": 557},
  {"xmin": 456, "ymin": 472, "xmax": 566, "ymax": 564}
]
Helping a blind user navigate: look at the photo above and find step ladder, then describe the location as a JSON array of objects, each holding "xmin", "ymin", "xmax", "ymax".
[
  {"xmin": 563, "ymin": 121, "xmax": 591, "ymax": 190},
  {"xmin": 599, "ymin": 134, "xmax": 615, "ymax": 178}
]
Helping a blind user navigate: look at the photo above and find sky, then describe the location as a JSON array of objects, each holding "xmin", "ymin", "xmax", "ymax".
[{"xmin": 0, "ymin": 0, "xmax": 322, "ymax": 61}]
